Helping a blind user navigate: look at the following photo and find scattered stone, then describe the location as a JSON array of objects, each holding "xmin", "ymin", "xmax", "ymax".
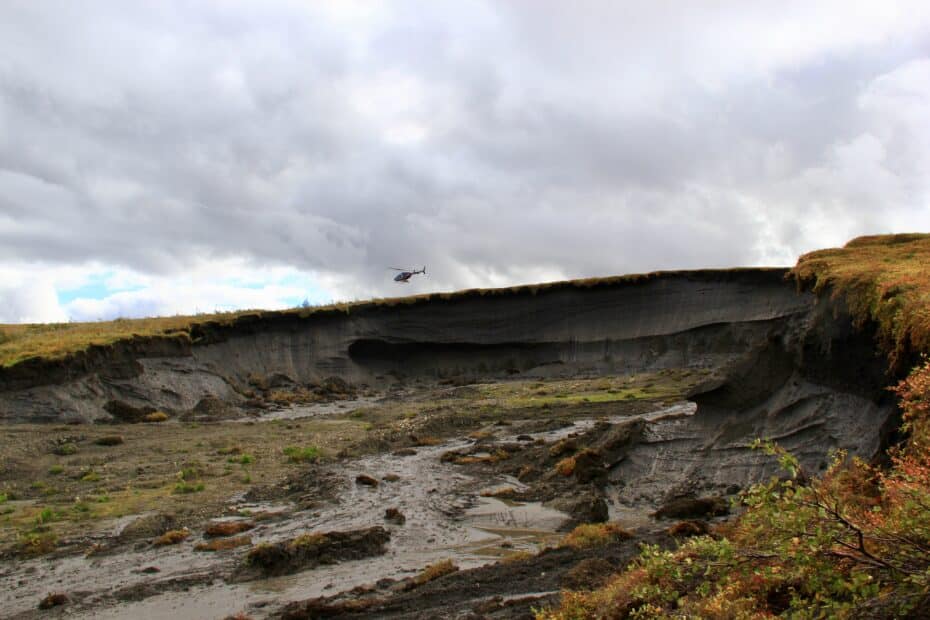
[
  {"xmin": 382, "ymin": 474, "xmax": 400, "ymax": 482},
  {"xmin": 119, "ymin": 514, "xmax": 177, "ymax": 542},
  {"xmin": 516, "ymin": 434, "xmax": 534, "ymax": 441},
  {"xmin": 204, "ymin": 521, "xmax": 255, "ymax": 538},
  {"xmin": 138, "ymin": 566, "xmax": 160, "ymax": 574},
  {"xmin": 236, "ymin": 527, "xmax": 390, "ymax": 580},
  {"xmin": 355, "ymin": 474, "xmax": 379, "ymax": 487},
  {"xmin": 38, "ymin": 592, "xmax": 69, "ymax": 610},
  {"xmin": 652, "ymin": 496, "xmax": 729, "ymax": 520},
  {"xmin": 195, "ymin": 536, "xmax": 252, "ymax": 552},
  {"xmin": 384, "ymin": 508, "xmax": 406, "ymax": 525},
  {"xmin": 393, "ymin": 448, "xmax": 417, "ymax": 457}
]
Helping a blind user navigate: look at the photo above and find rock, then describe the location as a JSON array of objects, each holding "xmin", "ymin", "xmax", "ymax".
[
  {"xmin": 319, "ymin": 376, "xmax": 352, "ymax": 396},
  {"xmin": 236, "ymin": 527, "xmax": 391, "ymax": 580},
  {"xmin": 667, "ymin": 520, "xmax": 711, "ymax": 537},
  {"xmin": 549, "ymin": 438, "xmax": 577, "ymax": 458},
  {"xmin": 550, "ymin": 495, "xmax": 609, "ymax": 529},
  {"xmin": 516, "ymin": 434, "xmax": 534, "ymax": 441},
  {"xmin": 652, "ymin": 496, "xmax": 729, "ymax": 520},
  {"xmin": 393, "ymin": 448, "xmax": 417, "ymax": 457},
  {"xmin": 104, "ymin": 400, "xmax": 156, "ymax": 423},
  {"xmin": 204, "ymin": 520, "xmax": 255, "ymax": 538},
  {"xmin": 562, "ymin": 558, "xmax": 616, "ymax": 591},
  {"xmin": 38, "ymin": 592, "xmax": 69, "ymax": 609},
  {"xmin": 517, "ymin": 465, "xmax": 537, "ymax": 482},
  {"xmin": 382, "ymin": 474, "xmax": 400, "ymax": 482},
  {"xmin": 266, "ymin": 373, "xmax": 296, "ymax": 388},
  {"xmin": 570, "ymin": 449, "xmax": 606, "ymax": 485},
  {"xmin": 118, "ymin": 514, "xmax": 177, "ymax": 542},
  {"xmin": 153, "ymin": 529, "xmax": 190, "ymax": 546},
  {"xmin": 384, "ymin": 508, "xmax": 406, "ymax": 525},
  {"xmin": 94, "ymin": 435, "xmax": 124, "ymax": 446},
  {"xmin": 355, "ymin": 474, "xmax": 379, "ymax": 487},
  {"xmin": 592, "ymin": 419, "xmax": 646, "ymax": 462},
  {"xmin": 190, "ymin": 396, "xmax": 237, "ymax": 421}
]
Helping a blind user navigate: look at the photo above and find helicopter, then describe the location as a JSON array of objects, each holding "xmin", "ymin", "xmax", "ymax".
[{"xmin": 390, "ymin": 266, "xmax": 427, "ymax": 283}]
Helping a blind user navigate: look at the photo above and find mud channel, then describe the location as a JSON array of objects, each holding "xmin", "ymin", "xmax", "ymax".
[{"xmin": 0, "ymin": 382, "xmax": 696, "ymax": 619}]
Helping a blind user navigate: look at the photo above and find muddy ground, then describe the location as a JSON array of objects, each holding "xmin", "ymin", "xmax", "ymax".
[{"xmin": 0, "ymin": 370, "xmax": 713, "ymax": 619}]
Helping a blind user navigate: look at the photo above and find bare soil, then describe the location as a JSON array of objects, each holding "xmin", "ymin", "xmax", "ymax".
[{"xmin": 0, "ymin": 371, "xmax": 703, "ymax": 619}]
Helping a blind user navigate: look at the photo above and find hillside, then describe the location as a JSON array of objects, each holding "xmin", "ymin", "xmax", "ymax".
[{"xmin": 0, "ymin": 234, "xmax": 926, "ymax": 618}]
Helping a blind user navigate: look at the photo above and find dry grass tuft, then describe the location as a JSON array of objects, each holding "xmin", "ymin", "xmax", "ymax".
[
  {"xmin": 194, "ymin": 535, "xmax": 252, "ymax": 552},
  {"xmin": 560, "ymin": 522, "xmax": 632, "ymax": 549},
  {"xmin": 153, "ymin": 529, "xmax": 190, "ymax": 546},
  {"xmin": 413, "ymin": 559, "xmax": 459, "ymax": 586},
  {"xmin": 143, "ymin": 411, "xmax": 169, "ymax": 423}
]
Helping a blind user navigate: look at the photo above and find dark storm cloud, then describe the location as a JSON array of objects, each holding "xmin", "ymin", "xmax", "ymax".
[{"xmin": 1, "ymin": 0, "xmax": 929, "ymax": 310}]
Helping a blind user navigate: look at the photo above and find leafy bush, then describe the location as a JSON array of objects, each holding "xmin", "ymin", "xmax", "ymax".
[{"xmin": 539, "ymin": 361, "xmax": 930, "ymax": 618}]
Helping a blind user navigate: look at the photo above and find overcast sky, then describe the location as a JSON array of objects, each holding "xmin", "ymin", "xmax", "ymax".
[{"xmin": 1, "ymin": 1, "xmax": 929, "ymax": 323}]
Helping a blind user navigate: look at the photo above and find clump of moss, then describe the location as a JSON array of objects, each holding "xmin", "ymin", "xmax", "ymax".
[
  {"xmin": 205, "ymin": 521, "xmax": 255, "ymax": 538},
  {"xmin": 173, "ymin": 482, "xmax": 205, "ymax": 494},
  {"xmin": 555, "ymin": 456, "xmax": 576, "ymax": 477},
  {"xmin": 143, "ymin": 411, "xmax": 169, "ymax": 423},
  {"xmin": 413, "ymin": 559, "xmax": 459, "ymax": 586},
  {"xmin": 283, "ymin": 446, "xmax": 320, "ymax": 463},
  {"xmin": 52, "ymin": 443, "xmax": 78, "ymax": 456},
  {"xmin": 153, "ymin": 529, "xmax": 190, "ymax": 546},
  {"xmin": 791, "ymin": 233, "xmax": 930, "ymax": 369},
  {"xmin": 560, "ymin": 522, "xmax": 632, "ymax": 549}
]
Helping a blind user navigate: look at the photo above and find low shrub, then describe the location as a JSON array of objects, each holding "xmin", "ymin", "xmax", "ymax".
[
  {"xmin": 283, "ymin": 446, "xmax": 320, "ymax": 463},
  {"xmin": 173, "ymin": 482, "xmax": 205, "ymax": 494}
]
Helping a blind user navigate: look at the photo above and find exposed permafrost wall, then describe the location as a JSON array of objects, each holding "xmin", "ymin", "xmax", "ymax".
[{"xmin": 0, "ymin": 268, "xmax": 896, "ymax": 498}]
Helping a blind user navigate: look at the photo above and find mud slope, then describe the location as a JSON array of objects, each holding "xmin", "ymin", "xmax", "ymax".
[{"xmin": 0, "ymin": 268, "xmax": 894, "ymax": 494}]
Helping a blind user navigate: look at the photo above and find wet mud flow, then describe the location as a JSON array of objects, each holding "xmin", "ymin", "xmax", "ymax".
[{"xmin": 1, "ymin": 402, "xmax": 693, "ymax": 619}]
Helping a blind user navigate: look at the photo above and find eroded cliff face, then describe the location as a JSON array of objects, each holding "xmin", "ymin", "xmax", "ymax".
[{"xmin": 0, "ymin": 269, "xmax": 895, "ymax": 499}]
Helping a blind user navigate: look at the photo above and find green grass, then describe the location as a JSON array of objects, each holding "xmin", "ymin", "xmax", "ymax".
[
  {"xmin": 791, "ymin": 233, "xmax": 930, "ymax": 369},
  {"xmin": 172, "ymin": 482, "xmax": 205, "ymax": 494},
  {"xmin": 283, "ymin": 446, "xmax": 321, "ymax": 463}
]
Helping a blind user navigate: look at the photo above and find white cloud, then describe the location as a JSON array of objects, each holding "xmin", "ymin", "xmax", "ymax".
[{"xmin": 1, "ymin": 2, "xmax": 929, "ymax": 323}]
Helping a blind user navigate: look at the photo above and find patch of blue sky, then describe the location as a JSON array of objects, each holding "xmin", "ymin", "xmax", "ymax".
[{"xmin": 57, "ymin": 272, "xmax": 144, "ymax": 304}]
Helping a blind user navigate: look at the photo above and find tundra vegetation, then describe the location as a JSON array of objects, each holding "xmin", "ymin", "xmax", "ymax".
[{"xmin": 539, "ymin": 233, "xmax": 930, "ymax": 619}]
